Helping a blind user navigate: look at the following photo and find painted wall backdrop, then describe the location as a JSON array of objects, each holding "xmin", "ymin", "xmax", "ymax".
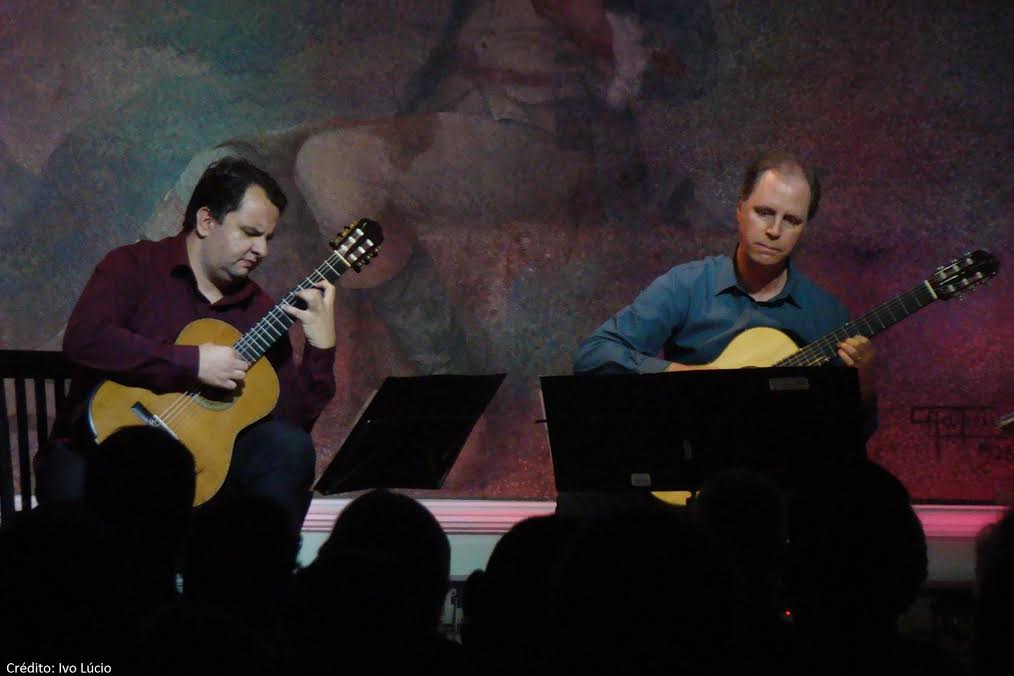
[{"xmin": 1, "ymin": 0, "xmax": 1010, "ymax": 501}]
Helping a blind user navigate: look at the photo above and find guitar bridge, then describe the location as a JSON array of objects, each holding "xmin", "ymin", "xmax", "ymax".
[{"xmin": 130, "ymin": 402, "xmax": 180, "ymax": 440}]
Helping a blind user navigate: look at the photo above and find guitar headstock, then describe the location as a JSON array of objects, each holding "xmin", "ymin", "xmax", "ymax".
[
  {"xmin": 330, "ymin": 219, "xmax": 383, "ymax": 272},
  {"xmin": 929, "ymin": 249, "xmax": 1000, "ymax": 300}
]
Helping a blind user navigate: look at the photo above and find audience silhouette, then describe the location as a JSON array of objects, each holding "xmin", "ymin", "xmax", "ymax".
[
  {"xmin": 84, "ymin": 427, "xmax": 196, "ymax": 612},
  {"xmin": 461, "ymin": 514, "xmax": 581, "ymax": 676},
  {"xmin": 0, "ymin": 502, "xmax": 129, "ymax": 661},
  {"xmin": 784, "ymin": 459, "xmax": 962, "ymax": 676},
  {"xmin": 691, "ymin": 467, "xmax": 792, "ymax": 672},
  {"xmin": 973, "ymin": 507, "xmax": 1014, "ymax": 676},
  {"xmin": 283, "ymin": 488, "xmax": 460, "ymax": 675},
  {"xmin": 4, "ymin": 446, "xmax": 996, "ymax": 673},
  {"xmin": 549, "ymin": 507, "xmax": 737, "ymax": 676},
  {"xmin": 183, "ymin": 491, "xmax": 301, "ymax": 634}
]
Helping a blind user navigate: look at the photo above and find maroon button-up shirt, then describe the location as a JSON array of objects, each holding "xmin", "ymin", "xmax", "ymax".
[{"xmin": 54, "ymin": 231, "xmax": 336, "ymax": 439}]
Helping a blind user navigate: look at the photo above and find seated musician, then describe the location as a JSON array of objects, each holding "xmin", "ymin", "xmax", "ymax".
[
  {"xmin": 38, "ymin": 158, "xmax": 337, "ymax": 528},
  {"xmin": 573, "ymin": 151, "xmax": 877, "ymax": 408}
]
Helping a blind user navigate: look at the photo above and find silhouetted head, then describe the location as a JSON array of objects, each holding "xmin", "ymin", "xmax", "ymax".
[
  {"xmin": 550, "ymin": 509, "xmax": 736, "ymax": 675},
  {"xmin": 785, "ymin": 460, "xmax": 927, "ymax": 631},
  {"xmin": 85, "ymin": 427, "xmax": 196, "ymax": 551},
  {"xmin": 462, "ymin": 514, "xmax": 581, "ymax": 675},
  {"xmin": 692, "ymin": 467, "xmax": 784, "ymax": 594},
  {"xmin": 283, "ymin": 548, "xmax": 425, "ymax": 675},
  {"xmin": 184, "ymin": 491, "xmax": 300, "ymax": 623},
  {"xmin": 317, "ymin": 489, "xmax": 450, "ymax": 629},
  {"xmin": 973, "ymin": 508, "xmax": 1014, "ymax": 676},
  {"xmin": 0, "ymin": 502, "xmax": 128, "ymax": 661}
]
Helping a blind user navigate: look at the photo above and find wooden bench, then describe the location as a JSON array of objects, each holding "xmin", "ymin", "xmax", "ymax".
[{"xmin": 0, "ymin": 350, "xmax": 72, "ymax": 519}]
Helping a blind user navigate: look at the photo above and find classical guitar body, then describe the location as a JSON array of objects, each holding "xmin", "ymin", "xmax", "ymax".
[
  {"xmin": 704, "ymin": 326, "xmax": 799, "ymax": 369},
  {"xmin": 87, "ymin": 218, "xmax": 384, "ymax": 507},
  {"xmin": 89, "ymin": 318, "xmax": 280, "ymax": 505}
]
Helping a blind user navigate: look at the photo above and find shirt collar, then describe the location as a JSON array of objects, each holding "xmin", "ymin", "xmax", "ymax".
[
  {"xmin": 168, "ymin": 230, "xmax": 191, "ymax": 271},
  {"xmin": 168, "ymin": 230, "xmax": 257, "ymax": 306},
  {"xmin": 779, "ymin": 261, "xmax": 802, "ymax": 306},
  {"xmin": 713, "ymin": 255, "xmax": 739, "ymax": 295},
  {"xmin": 716, "ymin": 249, "xmax": 802, "ymax": 307}
]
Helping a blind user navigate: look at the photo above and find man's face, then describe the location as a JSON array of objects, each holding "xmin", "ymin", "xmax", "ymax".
[
  {"xmin": 198, "ymin": 184, "xmax": 278, "ymax": 286},
  {"xmin": 736, "ymin": 169, "xmax": 810, "ymax": 269}
]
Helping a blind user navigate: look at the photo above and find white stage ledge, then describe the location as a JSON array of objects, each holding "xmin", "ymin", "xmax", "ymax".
[
  {"xmin": 303, "ymin": 497, "xmax": 1008, "ymax": 538},
  {"xmin": 911, "ymin": 504, "xmax": 1008, "ymax": 539},
  {"xmin": 304, "ymin": 498, "xmax": 557, "ymax": 534},
  {"xmin": 9, "ymin": 496, "xmax": 1008, "ymax": 539}
]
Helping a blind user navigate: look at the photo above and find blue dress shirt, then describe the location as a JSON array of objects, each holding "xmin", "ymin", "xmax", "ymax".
[{"xmin": 573, "ymin": 254, "xmax": 849, "ymax": 374}]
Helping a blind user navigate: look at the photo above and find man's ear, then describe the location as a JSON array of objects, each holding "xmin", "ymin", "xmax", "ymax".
[{"xmin": 194, "ymin": 206, "xmax": 216, "ymax": 237}]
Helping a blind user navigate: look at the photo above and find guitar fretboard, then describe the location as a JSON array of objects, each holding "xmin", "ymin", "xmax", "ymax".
[
  {"xmin": 233, "ymin": 251, "xmax": 351, "ymax": 364},
  {"xmin": 776, "ymin": 282, "xmax": 937, "ymax": 366}
]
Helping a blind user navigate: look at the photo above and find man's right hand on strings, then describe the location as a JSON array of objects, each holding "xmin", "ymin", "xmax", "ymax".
[{"xmin": 198, "ymin": 343, "xmax": 249, "ymax": 390}]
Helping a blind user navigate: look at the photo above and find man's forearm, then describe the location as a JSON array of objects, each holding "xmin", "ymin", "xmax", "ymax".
[{"xmin": 64, "ymin": 321, "xmax": 199, "ymax": 392}]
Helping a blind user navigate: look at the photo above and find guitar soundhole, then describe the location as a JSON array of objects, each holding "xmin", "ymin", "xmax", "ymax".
[{"xmin": 194, "ymin": 392, "xmax": 236, "ymax": 411}]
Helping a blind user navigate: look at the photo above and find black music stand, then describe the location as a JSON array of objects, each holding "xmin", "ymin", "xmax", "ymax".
[
  {"xmin": 540, "ymin": 367, "xmax": 867, "ymax": 495},
  {"xmin": 314, "ymin": 374, "xmax": 505, "ymax": 494}
]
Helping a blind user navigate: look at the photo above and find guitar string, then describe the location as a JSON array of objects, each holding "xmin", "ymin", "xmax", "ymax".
[
  {"xmin": 157, "ymin": 308, "xmax": 294, "ymax": 429},
  {"xmin": 776, "ymin": 288, "xmax": 912, "ymax": 366},
  {"xmin": 780, "ymin": 291, "xmax": 919, "ymax": 366},
  {"xmin": 758, "ymin": 256, "xmax": 993, "ymax": 367},
  {"xmin": 154, "ymin": 260, "xmax": 342, "ymax": 430},
  {"xmin": 154, "ymin": 262, "xmax": 926, "ymax": 428},
  {"xmin": 158, "ymin": 266, "xmax": 334, "ymax": 429},
  {"xmin": 158, "ymin": 255, "xmax": 915, "ymax": 428},
  {"xmin": 150, "ymin": 250, "xmax": 957, "ymax": 429},
  {"xmin": 156, "ymin": 307, "xmax": 285, "ymax": 429},
  {"xmin": 94, "ymin": 228, "xmax": 371, "ymax": 446},
  {"xmin": 778, "ymin": 259, "xmax": 993, "ymax": 364},
  {"xmin": 778, "ymin": 285, "xmax": 932, "ymax": 367}
]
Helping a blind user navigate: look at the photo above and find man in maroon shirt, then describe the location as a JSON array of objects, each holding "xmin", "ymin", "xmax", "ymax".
[{"xmin": 38, "ymin": 158, "xmax": 337, "ymax": 528}]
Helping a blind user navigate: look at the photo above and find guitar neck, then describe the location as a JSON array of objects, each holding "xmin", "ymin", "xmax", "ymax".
[
  {"xmin": 233, "ymin": 251, "xmax": 351, "ymax": 364},
  {"xmin": 776, "ymin": 281, "xmax": 938, "ymax": 366}
]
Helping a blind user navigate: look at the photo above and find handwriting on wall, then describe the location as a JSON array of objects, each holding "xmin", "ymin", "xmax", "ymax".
[{"xmin": 910, "ymin": 406, "xmax": 1014, "ymax": 462}]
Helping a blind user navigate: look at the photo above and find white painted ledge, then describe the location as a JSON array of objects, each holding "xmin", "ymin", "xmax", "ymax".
[
  {"xmin": 911, "ymin": 504, "xmax": 1007, "ymax": 539},
  {"xmin": 303, "ymin": 498, "xmax": 1008, "ymax": 538},
  {"xmin": 304, "ymin": 497, "xmax": 557, "ymax": 534},
  {"xmin": 10, "ymin": 495, "xmax": 1007, "ymax": 539}
]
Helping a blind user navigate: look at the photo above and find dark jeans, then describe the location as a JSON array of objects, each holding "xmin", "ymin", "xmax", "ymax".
[{"xmin": 36, "ymin": 419, "xmax": 316, "ymax": 529}]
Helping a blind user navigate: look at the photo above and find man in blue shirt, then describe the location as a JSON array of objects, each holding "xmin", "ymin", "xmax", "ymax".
[{"xmin": 573, "ymin": 151, "xmax": 876, "ymax": 404}]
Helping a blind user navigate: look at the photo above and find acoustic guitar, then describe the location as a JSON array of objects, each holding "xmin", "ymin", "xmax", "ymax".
[
  {"xmin": 688, "ymin": 249, "xmax": 998, "ymax": 369},
  {"xmin": 653, "ymin": 249, "xmax": 999, "ymax": 504},
  {"xmin": 88, "ymin": 219, "xmax": 383, "ymax": 505}
]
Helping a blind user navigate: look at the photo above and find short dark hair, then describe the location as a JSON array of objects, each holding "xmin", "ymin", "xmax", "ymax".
[
  {"xmin": 182, "ymin": 157, "xmax": 287, "ymax": 231},
  {"xmin": 739, "ymin": 151, "xmax": 821, "ymax": 220}
]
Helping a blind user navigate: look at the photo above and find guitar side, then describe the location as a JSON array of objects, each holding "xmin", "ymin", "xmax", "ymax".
[{"xmin": 89, "ymin": 318, "xmax": 280, "ymax": 505}]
